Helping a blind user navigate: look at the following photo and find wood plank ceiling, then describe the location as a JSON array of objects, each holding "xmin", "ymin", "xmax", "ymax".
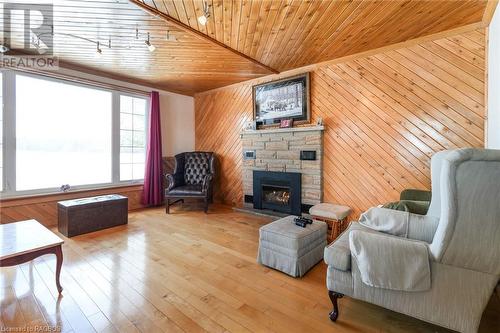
[
  {"xmin": 2, "ymin": 0, "xmax": 273, "ymax": 94},
  {"xmin": 144, "ymin": 0, "xmax": 488, "ymax": 72},
  {"xmin": 2, "ymin": 0, "xmax": 488, "ymax": 95}
]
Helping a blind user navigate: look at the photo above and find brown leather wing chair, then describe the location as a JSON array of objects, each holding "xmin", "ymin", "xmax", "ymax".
[{"xmin": 165, "ymin": 151, "xmax": 215, "ymax": 214}]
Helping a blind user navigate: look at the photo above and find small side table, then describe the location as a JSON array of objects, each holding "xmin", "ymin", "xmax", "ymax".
[
  {"xmin": 0, "ymin": 220, "xmax": 64, "ymax": 293},
  {"xmin": 309, "ymin": 203, "xmax": 351, "ymax": 243}
]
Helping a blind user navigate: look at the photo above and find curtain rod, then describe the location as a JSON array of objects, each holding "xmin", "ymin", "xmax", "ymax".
[{"xmin": 4, "ymin": 67, "xmax": 151, "ymax": 97}]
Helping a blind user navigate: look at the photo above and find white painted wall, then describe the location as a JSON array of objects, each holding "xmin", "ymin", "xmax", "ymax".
[
  {"xmin": 48, "ymin": 68, "xmax": 195, "ymax": 156},
  {"xmin": 488, "ymin": 6, "xmax": 500, "ymax": 148},
  {"xmin": 159, "ymin": 92, "xmax": 195, "ymax": 156}
]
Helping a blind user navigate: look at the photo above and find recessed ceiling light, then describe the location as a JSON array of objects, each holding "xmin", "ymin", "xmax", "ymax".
[{"xmin": 0, "ymin": 44, "xmax": 9, "ymax": 53}]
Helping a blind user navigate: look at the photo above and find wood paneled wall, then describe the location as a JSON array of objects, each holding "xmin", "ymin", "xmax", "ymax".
[
  {"xmin": 0, "ymin": 186, "xmax": 145, "ymax": 227},
  {"xmin": 195, "ymin": 29, "xmax": 486, "ymax": 219}
]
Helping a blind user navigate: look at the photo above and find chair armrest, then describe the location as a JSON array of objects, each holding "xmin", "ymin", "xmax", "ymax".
[
  {"xmin": 202, "ymin": 173, "xmax": 214, "ymax": 193},
  {"xmin": 359, "ymin": 207, "xmax": 438, "ymax": 243},
  {"xmin": 165, "ymin": 173, "xmax": 184, "ymax": 191},
  {"xmin": 400, "ymin": 189, "xmax": 431, "ymax": 202},
  {"xmin": 350, "ymin": 230, "xmax": 431, "ymax": 291},
  {"xmin": 324, "ymin": 223, "xmax": 352, "ymax": 271}
]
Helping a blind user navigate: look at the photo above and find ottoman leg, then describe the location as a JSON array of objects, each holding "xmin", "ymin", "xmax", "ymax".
[{"xmin": 328, "ymin": 290, "xmax": 344, "ymax": 322}]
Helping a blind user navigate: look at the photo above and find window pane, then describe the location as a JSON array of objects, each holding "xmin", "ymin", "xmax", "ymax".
[
  {"xmin": 133, "ymin": 114, "xmax": 145, "ymax": 131},
  {"xmin": 121, "ymin": 96, "xmax": 132, "ymax": 113},
  {"xmin": 133, "ymin": 98, "xmax": 146, "ymax": 115},
  {"xmin": 133, "ymin": 131, "xmax": 145, "ymax": 147},
  {"xmin": 132, "ymin": 163, "xmax": 145, "ymax": 180},
  {"xmin": 132, "ymin": 147, "xmax": 145, "ymax": 164},
  {"xmin": 16, "ymin": 75, "xmax": 112, "ymax": 191},
  {"xmin": 120, "ymin": 113, "xmax": 133, "ymax": 130},
  {"xmin": 120, "ymin": 146, "xmax": 133, "ymax": 163},
  {"xmin": 120, "ymin": 95, "xmax": 147, "ymax": 181},
  {"xmin": 120, "ymin": 130, "xmax": 133, "ymax": 146},
  {"xmin": 120, "ymin": 164, "xmax": 133, "ymax": 181}
]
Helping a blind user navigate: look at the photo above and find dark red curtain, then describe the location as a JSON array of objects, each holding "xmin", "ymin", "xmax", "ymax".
[{"xmin": 142, "ymin": 91, "xmax": 163, "ymax": 206}]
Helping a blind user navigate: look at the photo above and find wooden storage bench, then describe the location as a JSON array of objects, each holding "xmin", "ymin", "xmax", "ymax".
[{"xmin": 58, "ymin": 194, "xmax": 128, "ymax": 237}]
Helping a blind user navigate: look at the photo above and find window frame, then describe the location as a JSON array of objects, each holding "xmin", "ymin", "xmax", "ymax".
[{"xmin": 0, "ymin": 70, "xmax": 149, "ymax": 199}]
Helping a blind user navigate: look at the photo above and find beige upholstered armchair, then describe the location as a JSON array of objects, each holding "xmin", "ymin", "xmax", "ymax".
[{"xmin": 324, "ymin": 148, "xmax": 500, "ymax": 333}]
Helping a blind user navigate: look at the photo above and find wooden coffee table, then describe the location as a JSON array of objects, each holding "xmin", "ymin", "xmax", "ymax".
[{"xmin": 0, "ymin": 220, "xmax": 64, "ymax": 293}]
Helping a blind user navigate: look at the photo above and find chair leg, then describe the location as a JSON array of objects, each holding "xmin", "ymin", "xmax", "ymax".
[
  {"xmin": 204, "ymin": 198, "xmax": 209, "ymax": 214},
  {"xmin": 165, "ymin": 199, "xmax": 170, "ymax": 214},
  {"xmin": 328, "ymin": 291, "xmax": 343, "ymax": 322}
]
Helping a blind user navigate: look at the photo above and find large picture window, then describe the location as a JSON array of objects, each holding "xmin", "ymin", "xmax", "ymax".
[
  {"xmin": 16, "ymin": 75, "xmax": 113, "ymax": 190},
  {"xmin": 0, "ymin": 72, "xmax": 148, "ymax": 197}
]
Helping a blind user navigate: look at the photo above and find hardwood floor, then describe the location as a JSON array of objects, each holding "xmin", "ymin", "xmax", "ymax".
[{"xmin": 1, "ymin": 205, "xmax": 499, "ymax": 332}]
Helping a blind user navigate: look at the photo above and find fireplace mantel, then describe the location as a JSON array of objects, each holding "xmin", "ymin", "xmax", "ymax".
[{"xmin": 241, "ymin": 125, "xmax": 324, "ymax": 137}]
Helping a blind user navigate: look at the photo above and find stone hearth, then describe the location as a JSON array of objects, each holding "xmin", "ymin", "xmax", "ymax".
[{"xmin": 240, "ymin": 126, "xmax": 324, "ymax": 207}]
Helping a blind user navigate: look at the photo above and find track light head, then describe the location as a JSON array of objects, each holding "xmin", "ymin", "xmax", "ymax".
[
  {"xmin": 197, "ymin": 1, "xmax": 211, "ymax": 26},
  {"xmin": 95, "ymin": 41, "xmax": 102, "ymax": 57},
  {"xmin": 145, "ymin": 32, "xmax": 155, "ymax": 52},
  {"xmin": 165, "ymin": 30, "xmax": 177, "ymax": 42},
  {"xmin": 0, "ymin": 45, "xmax": 8, "ymax": 53}
]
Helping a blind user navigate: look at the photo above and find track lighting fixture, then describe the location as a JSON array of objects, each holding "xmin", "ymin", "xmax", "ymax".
[
  {"xmin": 198, "ymin": 1, "xmax": 211, "ymax": 26},
  {"xmin": 165, "ymin": 30, "xmax": 177, "ymax": 42},
  {"xmin": 28, "ymin": 26, "xmax": 159, "ymax": 56},
  {"xmin": 145, "ymin": 32, "xmax": 155, "ymax": 52},
  {"xmin": 95, "ymin": 41, "xmax": 102, "ymax": 57}
]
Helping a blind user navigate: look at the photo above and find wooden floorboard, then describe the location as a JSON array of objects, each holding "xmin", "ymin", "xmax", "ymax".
[{"xmin": 1, "ymin": 205, "xmax": 499, "ymax": 332}]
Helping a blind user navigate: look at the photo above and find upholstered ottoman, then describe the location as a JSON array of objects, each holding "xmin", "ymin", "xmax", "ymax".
[
  {"xmin": 309, "ymin": 203, "xmax": 351, "ymax": 243},
  {"xmin": 257, "ymin": 216, "xmax": 327, "ymax": 277}
]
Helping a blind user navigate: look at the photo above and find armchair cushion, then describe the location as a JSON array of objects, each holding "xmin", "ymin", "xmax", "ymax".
[
  {"xmin": 167, "ymin": 184, "xmax": 204, "ymax": 196},
  {"xmin": 359, "ymin": 207, "xmax": 438, "ymax": 243},
  {"xmin": 349, "ymin": 230, "xmax": 431, "ymax": 292},
  {"xmin": 382, "ymin": 199, "xmax": 430, "ymax": 216},
  {"xmin": 400, "ymin": 189, "xmax": 431, "ymax": 202}
]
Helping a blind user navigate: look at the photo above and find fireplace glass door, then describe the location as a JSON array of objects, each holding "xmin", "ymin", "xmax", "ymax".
[{"xmin": 262, "ymin": 185, "xmax": 291, "ymax": 206}]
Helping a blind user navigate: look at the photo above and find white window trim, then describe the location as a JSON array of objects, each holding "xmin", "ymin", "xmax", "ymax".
[{"xmin": 0, "ymin": 70, "xmax": 150, "ymax": 199}]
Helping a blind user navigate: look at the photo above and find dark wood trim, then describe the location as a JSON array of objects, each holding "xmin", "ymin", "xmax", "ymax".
[
  {"xmin": 328, "ymin": 291, "xmax": 344, "ymax": 322},
  {"xmin": 1, "ymin": 244, "xmax": 63, "ymax": 293},
  {"xmin": 129, "ymin": 0, "xmax": 279, "ymax": 75},
  {"xmin": 0, "ymin": 185, "xmax": 143, "ymax": 207}
]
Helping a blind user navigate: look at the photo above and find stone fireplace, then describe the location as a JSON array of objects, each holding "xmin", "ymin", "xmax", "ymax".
[
  {"xmin": 241, "ymin": 126, "xmax": 324, "ymax": 214},
  {"xmin": 253, "ymin": 170, "xmax": 302, "ymax": 215}
]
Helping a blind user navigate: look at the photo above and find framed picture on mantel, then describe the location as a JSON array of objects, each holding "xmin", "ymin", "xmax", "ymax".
[{"xmin": 252, "ymin": 73, "xmax": 310, "ymax": 127}]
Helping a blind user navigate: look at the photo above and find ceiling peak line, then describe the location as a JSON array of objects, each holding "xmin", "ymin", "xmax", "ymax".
[{"xmin": 128, "ymin": 0, "xmax": 279, "ymax": 75}]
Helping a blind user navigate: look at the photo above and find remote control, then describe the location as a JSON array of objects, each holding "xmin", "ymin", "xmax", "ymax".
[{"xmin": 294, "ymin": 216, "xmax": 313, "ymax": 227}]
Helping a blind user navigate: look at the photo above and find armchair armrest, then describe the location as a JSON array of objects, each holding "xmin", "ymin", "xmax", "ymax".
[
  {"xmin": 202, "ymin": 173, "xmax": 214, "ymax": 193},
  {"xmin": 349, "ymin": 230, "xmax": 431, "ymax": 291},
  {"xmin": 359, "ymin": 207, "xmax": 438, "ymax": 243},
  {"xmin": 165, "ymin": 173, "xmax": 184, "ymax": 191}
]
